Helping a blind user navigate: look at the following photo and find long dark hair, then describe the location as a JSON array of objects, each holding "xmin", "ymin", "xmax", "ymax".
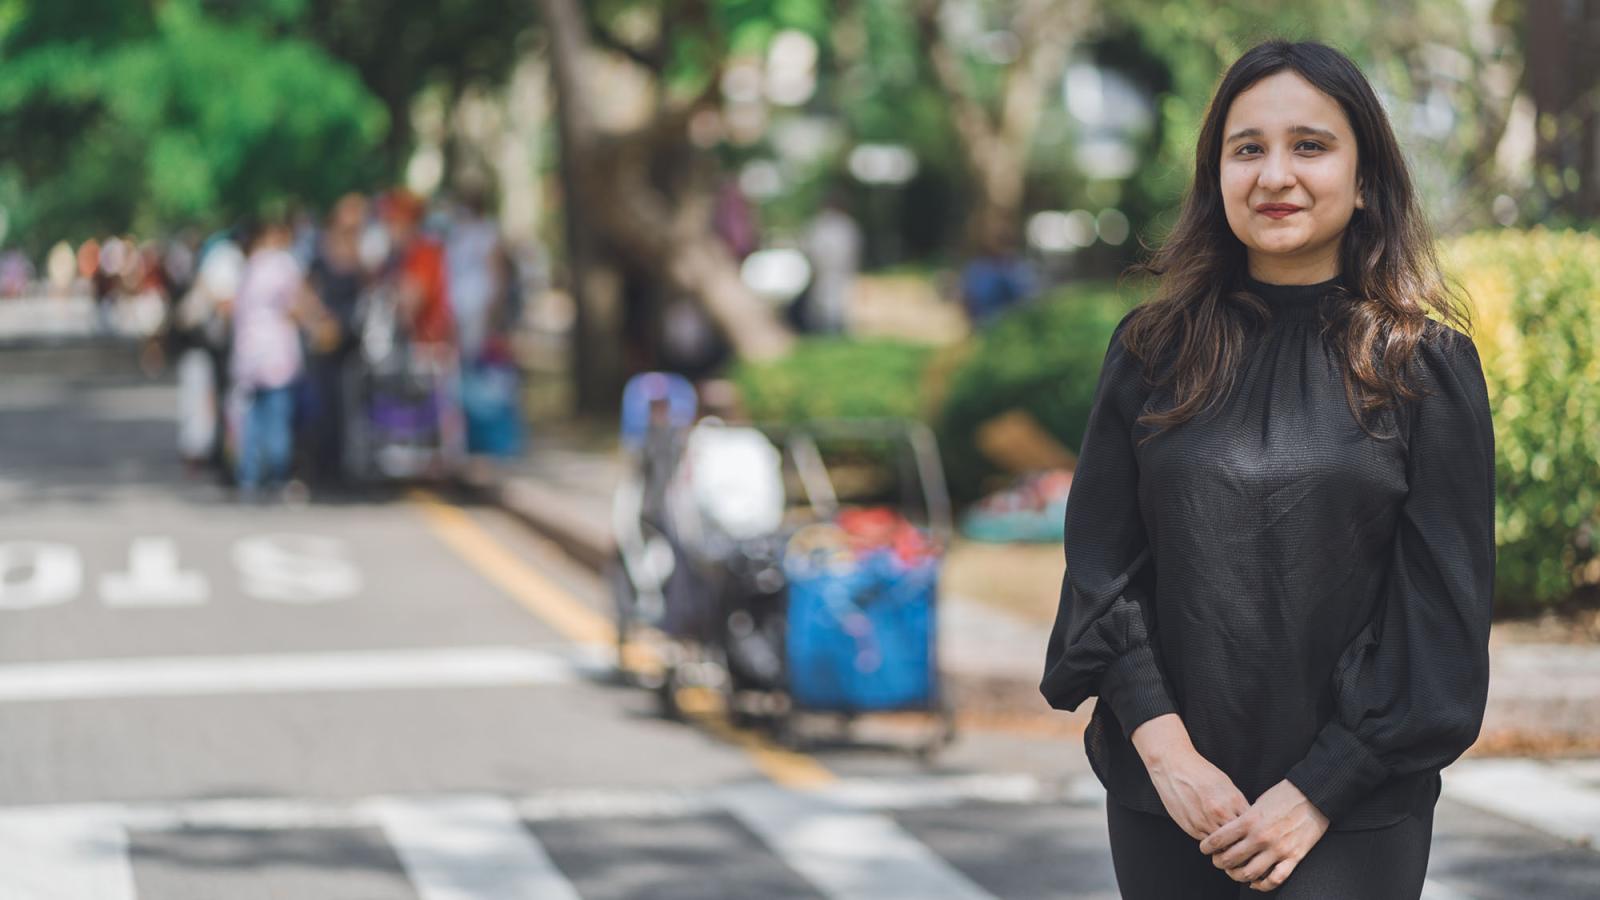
[{"xmin": 1123, "ymin": 39, "xmax": 1472, "ymax": 443}]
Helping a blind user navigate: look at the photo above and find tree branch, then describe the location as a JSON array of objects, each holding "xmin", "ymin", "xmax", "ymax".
[
  {"xmin": 911, "ymin": 0, "xmax": 1002, "ymax": 180},
  {"xmin": 591, "ymin": 20, "xmax": 665, "ymax": 72}
]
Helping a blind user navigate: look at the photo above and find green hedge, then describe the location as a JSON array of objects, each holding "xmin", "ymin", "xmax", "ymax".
[
  {"xmin": 1442, "ymin": 228, "xmax": 1600, "ymax": 614},
  {"xmin": 732, "ymin": 337, "xmax": 936, "ymax": 424},
  {"xmin": 934, "ymin": 282, "xmax": 1139, "ymax": 502}
]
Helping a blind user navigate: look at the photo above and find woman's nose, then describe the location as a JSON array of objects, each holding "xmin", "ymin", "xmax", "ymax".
[{"xmin": 1258, "ymin": 150, "xmax": 1297, "ymax": 191}]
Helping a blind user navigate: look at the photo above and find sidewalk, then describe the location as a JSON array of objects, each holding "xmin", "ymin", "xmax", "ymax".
[{"xmin": 475, "ymin": 429, "xmax": 1600, "ymax": 751}]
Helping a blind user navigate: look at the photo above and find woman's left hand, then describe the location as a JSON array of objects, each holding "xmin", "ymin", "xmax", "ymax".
[{"xmin": 1198, "ymin": 779, "xmax": 1330, "ymax": 891}]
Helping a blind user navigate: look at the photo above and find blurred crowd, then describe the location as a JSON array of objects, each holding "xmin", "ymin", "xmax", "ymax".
[{"xmin": 119, "ymin": 188, "xmax": 529, "ymax": 501}]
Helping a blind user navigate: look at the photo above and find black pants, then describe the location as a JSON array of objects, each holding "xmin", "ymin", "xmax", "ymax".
[{"xmin": 1106, "ymin": 799, "xmax": 1434, "ymax": 899}]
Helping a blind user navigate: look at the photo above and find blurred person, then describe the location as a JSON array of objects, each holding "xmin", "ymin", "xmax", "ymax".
[
  {"xmin": 92, "ymin": 236, "xmax": 125, "ymax": 334},
  {"xmin": 658, "ymin": 379, "xmax": 785, "ymax": 655},
  {"xmin": 959, "ymin": 219, "xmax": 1038, "ymax": 328},
  {"xmin": 1039, "ymin": 41, "xmax": 1493, "ymax": 899},
  {"xmin": 448, "ymin": 190, "xmax": 528, "ymax": 459},
  {"xmin": 174, "ymin": 231, "xmax": 245, "ymax": 472},
  {"xmin": 800, "ymin": 192, "xmax": 862, "ymax": 335},
  {"xmin": 302, "ymin": 193, "xmax": 371, "ymax": 486},
  {"xmin": 229, "ymin": 217, "xmax": 313, "ymax": 500},
  {"xmin": 445, "ymin": 187, "xmax": 506, "ymax": 365},
  {"xmin": 289, "ymin": 203, "xmax": 319, "ymax": 269},
  {"xmin": 161, "ymin": 233, "xmax": 199, "ymax": 302},
  {"xmin": 380, "ymin": 189, "xmax": 454, "ymax": 350},
  {"xmin": 46, "ymin": 241, "xmax": 77, "ymax": 297},
  {"xmin": 0, "ymin": 250, "xmax": 35, "ymax": 298}
]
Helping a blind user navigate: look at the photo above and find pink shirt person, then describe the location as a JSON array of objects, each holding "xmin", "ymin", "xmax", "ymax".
[{"xmin": 230, "ymin": 247, "xmax": 305, "ymax": 391}]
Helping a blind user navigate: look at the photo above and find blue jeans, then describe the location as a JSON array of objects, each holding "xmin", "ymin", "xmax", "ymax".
[{"xmin": 237, "ymin": 385, "xmax": 295, "ymax": 492}]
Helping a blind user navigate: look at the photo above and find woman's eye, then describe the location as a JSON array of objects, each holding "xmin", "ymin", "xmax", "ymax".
[{"xmin": 1233, "ymin": 141, "xmax": 1327, "ymax": 156}]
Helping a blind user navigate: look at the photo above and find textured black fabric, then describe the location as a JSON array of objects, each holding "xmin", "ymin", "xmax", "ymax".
[
  {"xmin": 1105, "ymin": 795, "xmax": 1436, "ymax": 899},
  {"xmin": 1040, "ymin": 274, "xmax": 1496, "ymax": 830}
]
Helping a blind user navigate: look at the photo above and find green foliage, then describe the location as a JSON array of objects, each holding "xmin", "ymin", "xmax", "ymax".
[
  {"xmin": 935, "ymin": 282, "xmax": 1141, "ymax": 502},
  {"xmin": 1441, "ymin": 228, "xmax": 1600, "ymax": 613},
  {"xmin": 731, "ymin": 337, "xmax": 936, "ymax": 424},
  {"xmin": 0, "ymin": 0, "xmax": 386, "ymax": 250},
  {"xmin": 1114, "ymin": 1, "xmax": 1520, "ymax": 234}
]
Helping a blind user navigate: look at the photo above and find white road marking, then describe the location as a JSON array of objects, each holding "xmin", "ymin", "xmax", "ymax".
[
  {"xmin": 234, "ymin": 534, "xmax": 362, "ymax": 603},
  {"xmin": 1421, "ymin": 879, "xmax": 1479, "ymax": 900},
  {"xmin": 372, "ymin": 795, "xmax": 581, "ymax": 900},
  {"xmin": 100, "ymin": 537, "xmax": 208, "ymax": 607},
  {"xmin": 0, "ymin": 646, "xmax": 573, "ymax": 703},
  {"xmin": 0, "ymin": 541, "xmax": 81, "ymax": 609},
  {"xmin": 719, "ymin": 781, "xmax": 997, "ymax": 900},
  {"xmin": 822, "ymin": 773, "xmax": 1049, "ymax": 810},
  {"xmin": 0, "ymin": 808, "xmax": 136, "ymax": 900},
  {"xmin": 1443, "ymin": 758, "xmax": 1600, "ymax": 847}
]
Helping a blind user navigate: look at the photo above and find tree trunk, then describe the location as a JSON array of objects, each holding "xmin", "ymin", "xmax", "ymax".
[
  {"xmin": 535, "ymin": 0, "xmax": 794, "ymax": 368},
  {"xmin": 1527, "ymin": 0, "xmax": 1600, "ymax": 219},
  {"xmin": 913, "ymin": 0, "xmax": 1090, "ymax": 251}
]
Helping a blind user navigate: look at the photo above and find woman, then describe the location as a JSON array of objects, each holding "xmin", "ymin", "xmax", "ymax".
[
  {"xmin": 1040, "ymin": 40, "xmax": 1494, "ymax": 898},
  {"xmin": 230, "ymin": 216, "xmax": 316, "ymax": 499}
]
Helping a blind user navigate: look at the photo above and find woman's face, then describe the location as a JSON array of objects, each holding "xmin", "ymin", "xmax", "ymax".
[{"xmin": 1219, "ymin": 70, "xmax": 1364, "ymax": 283}]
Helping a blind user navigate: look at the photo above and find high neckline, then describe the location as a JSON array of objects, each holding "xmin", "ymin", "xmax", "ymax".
[{"xmin": 1242, "ymin": 273, "xmax": 1345, "ymax": 320}]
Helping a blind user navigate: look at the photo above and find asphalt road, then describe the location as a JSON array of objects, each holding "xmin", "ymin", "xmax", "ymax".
[{"xmin": 0, "ymin": 342, "xmax": 1595, "ymax": 899}]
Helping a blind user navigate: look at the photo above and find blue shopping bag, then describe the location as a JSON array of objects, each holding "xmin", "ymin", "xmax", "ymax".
[
  {"xmin": 783, "ymin": 549, "xmax": 937, "ymax": 711},
  {"xmin": 460, "ymin": 362, "xmax": 524, "ymax": 457}
]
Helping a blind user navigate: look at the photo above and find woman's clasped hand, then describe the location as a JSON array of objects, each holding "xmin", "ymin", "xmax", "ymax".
[
  {"xmin": 1133, "ymin": 714, "xmax": 1331, "ymax": 892},
  {"xmin": 1198, "ymin": 778, "xmax": 1332, "ymax": 891}
]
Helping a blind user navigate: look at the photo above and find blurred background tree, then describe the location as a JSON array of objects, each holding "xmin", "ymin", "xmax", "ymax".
[{"xmin": 0, "ymin": 0, "xmax": 386, "ymax": 252}]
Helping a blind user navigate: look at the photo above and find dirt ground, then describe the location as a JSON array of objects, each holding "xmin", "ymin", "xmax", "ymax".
[{"xmin": 943, "ymin": 538, "xmax": 1065, "ymax": 624}]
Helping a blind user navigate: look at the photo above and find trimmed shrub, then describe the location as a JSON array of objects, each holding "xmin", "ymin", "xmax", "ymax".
[
  {"xmin": 1442, "ymin": 228, "xmax": 1600, "ymax": 614},
  {"xmin": 934, "ymin": 282, "xmax": 1140, "ymax": 502},
  {"xmin": 731, "ymin": 337, "xmax": 936, "ymax": 425}
]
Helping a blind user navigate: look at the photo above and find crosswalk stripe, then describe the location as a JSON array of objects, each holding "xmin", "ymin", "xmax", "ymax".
[
  {"xmin": 0, "ymin": 809, "xmax": 135, "ymax": 900},
  {"xmin": 0, "ymin": 646, "xmax": 573, "ymax": 703},
  {"xmin": 372, "ymin": 795, "xmax": 581, "ymax": 900},
  {"xmin": 0, "ymin": 764, "xmax": 1582, "ymax": 900},
  {"xmin": 719, "ymin": 782, "xmax": 997, "ymax": 900},
  {"xmin": 1420, "ymin": 879, "xmax": 1478, "ymax": 900},
  {"xmin": 1442, "ymin": 758, "xmax": 1600, "ymax": 847}
]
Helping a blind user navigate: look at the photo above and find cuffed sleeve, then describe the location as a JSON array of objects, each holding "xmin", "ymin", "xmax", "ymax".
[
  {"xmin": 1285, "ymin": 325, "xmax": 1496, "ymax": 822},
  {"xmin": 1040, "ymin": 311, "xmax": 1178, "ymax": 739}
]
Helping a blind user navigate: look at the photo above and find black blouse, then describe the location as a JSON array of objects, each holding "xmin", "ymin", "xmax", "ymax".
[{"xmin": 1040, "ymin": 275, "xmax": 1496, "ymax": 830}]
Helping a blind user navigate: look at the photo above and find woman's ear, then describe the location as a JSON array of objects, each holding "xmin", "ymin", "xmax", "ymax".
[{"xmin": 1355, "ymin": 178, "xmax": 1367, "ymax": 210}]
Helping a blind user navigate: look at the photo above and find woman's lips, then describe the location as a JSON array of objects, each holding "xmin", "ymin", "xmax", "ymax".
[{"xmin": 1256, "ymin": 205, "xmax": 1302, "ymax": 219}]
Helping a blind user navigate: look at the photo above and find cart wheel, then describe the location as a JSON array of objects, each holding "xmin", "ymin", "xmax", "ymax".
[
  {"xmin": 836, "ymin": 712, "xmax": 857, "ymax": 742},
  {"xmin": 774, "ymin": 711, "xmax": 804, "ymax": 751},
  {"xmin": 655, "ymin": 665, "xmax": 682, "ymax": 721},
  {"xmin": 915, "ymin": 701, "xmax": 959, "ymax": 766},
  {"xmin": 721, "ymin": 669, "xmax": 754, "ymax": 729},
  {"xmin": 605, "ymin": 557, "xmax": 635, "ymax": 682}
]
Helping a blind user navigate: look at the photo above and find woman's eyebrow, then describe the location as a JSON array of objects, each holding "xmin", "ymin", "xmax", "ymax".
[{"xmin": 1224, "ymin": 125, "xmax": 1340, "ymax": 143}]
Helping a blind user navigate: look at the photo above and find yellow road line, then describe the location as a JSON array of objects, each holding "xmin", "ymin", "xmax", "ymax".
[
  {"xmin": 410, "ymin": 489, "xmax": 613, "ymax": 646},
  {"xmin": 410, "ymin": 489, "xmax": 836, "ymax": 789}
]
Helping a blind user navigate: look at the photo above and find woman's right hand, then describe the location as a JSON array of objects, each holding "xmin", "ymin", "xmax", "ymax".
[{"xmin": 1130, "ymin": 713, "xmax": 1251, "ymax": 841}]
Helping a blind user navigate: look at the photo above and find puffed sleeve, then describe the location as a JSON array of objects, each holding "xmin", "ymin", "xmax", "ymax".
[
  {"xmin": 1284, "ymin": 324, "xmax": 1496, "ymax": 822},
  {"xmin": 1039, "ymin": 311, "xmax": 1178, "ymax": 739}
]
